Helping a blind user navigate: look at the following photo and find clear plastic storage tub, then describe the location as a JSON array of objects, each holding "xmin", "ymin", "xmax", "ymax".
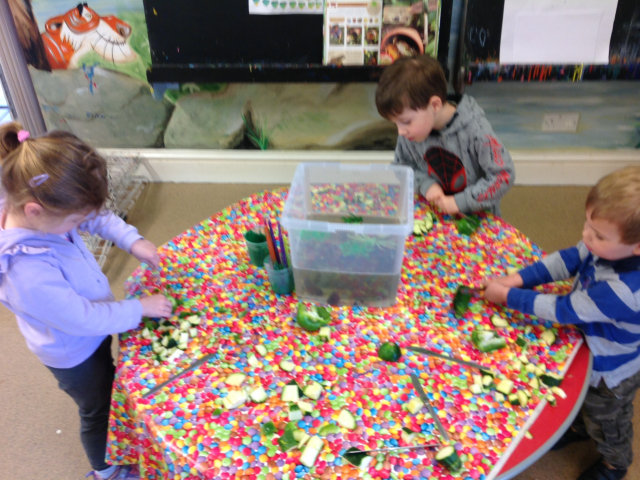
[{"xmin": 280, "ymin": 163, "xmax": 414, "ymax": 307}]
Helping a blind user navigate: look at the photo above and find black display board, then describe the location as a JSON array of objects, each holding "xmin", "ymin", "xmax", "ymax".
[
  {"xmin": 463, "ymin": 0, "xmax": 504, "ymax": 64},
  {"xmin": 143, "ymin": 0, "xmax": 453, "ymax": 83}
]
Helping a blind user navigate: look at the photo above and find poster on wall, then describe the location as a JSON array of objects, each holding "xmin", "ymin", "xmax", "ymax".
[
  {"xmin": 249, "ymin": 0, "xmax": 325, "ymax": 14},
  {"xmin": 323, "ymin": 0, "xmax": 440, "ymax": 66}
]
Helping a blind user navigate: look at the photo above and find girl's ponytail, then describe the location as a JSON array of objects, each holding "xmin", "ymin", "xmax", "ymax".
[{"xmin": 0, "ymin": 122, "xmax": 23, "ymax": 160}]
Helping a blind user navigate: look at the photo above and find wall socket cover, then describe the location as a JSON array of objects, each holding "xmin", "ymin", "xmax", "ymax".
[{"xmin": 542, "ymin": 113, "xmax": 580, "ymax": 132}]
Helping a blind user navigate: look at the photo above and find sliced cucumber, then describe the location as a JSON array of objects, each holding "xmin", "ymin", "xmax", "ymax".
[
  {"xmin": 470, "ymin": 384, "xmax": 483, "ymax": 395},
  {"xmin": 491, "ymin": 315, "xmax": 510, "ymax": 328},
  {"xmin": 281, "ymin": 385, "xmax": 300, "ymax": 403},
  {"xmin": 300, "ymin": 436, "xmax": 324, "ymax": 468},
  {"xmin": 303, "ymin": 381, "xmax": 324, "ymax": 400},
  {"xmin": 519, "ymin": 354, "xmax": 530, "ymax": 364},
  {"xmin": 297, "ymin": 432, "xmax": 311, "ymax": 449},
  {"xmin": 249, "ymin": 386, "xmax": 268, "ymax": 403},
  {"xmin": 524, "ymin": 325, "xmax": 533, "ymax": 334},
  {"xmin": 141, "ymin": 327, "xmax": 152, "ymax": 340},
  {"xmin": 343, "ymin": 447, "xmax": 368, "ymax": 467},
  {"xmin": 510, "ymin": 359, "xmax": 522, "ymax": 372},
  {"xmin": 289, "ymin": 404, "xmax": 303, "ymax": 421},
  {"xmin": 435, "ymin": 445, "xmax": 462, "ymax": 472},
  {"xmin": 247, "ymin": 353, "xmax": 261, "ymax": 368},
  {"xmin": 279, "ymin": 360, "xmax": 296, "ymax": 372},
  {"xmin": 524, "ymin": 431, "xmax": 533, "ymax": 440},
  {"xmin": 496, "ymin": 379, "xmax": 514, "ymax": 395},
  {"xmin": 261, "ymin": 420, "xmax": 276, "ymax": 436},
  {"xmin": 225, "ymin": 373, "xmax": 246, "ymax": 387},
  {"xmin": 222, "ymin": 390, "xmax": 247, "ymax": 409},
  {"xmin": 525, "ymin": 363, "xmax": 537, "ymax": 374},
  {"xmin": 516, "ymin": 335, "xmax": 527, "ymax": 347},
  {"xmin": 401, "ymin": 427, "xmax": 419, "ymax": 444},
  {"xmin": 494, "ymin": 392, "xmax": 505, "ymax": 402},
  {"xmin": 277, "ymin": 427, "xmax": 298, "ymax": 452},
  {"xmin": 508, "ymin": 393, "xmax": 520, "ymax": 406},
  {"xmin": 551, "ymin": 386, "xmax": 567, "ymax": 399},
  {"xmin": 482, "ymin": 375, "xmax": 495, "ymax": 388},
  {"xmin": 546, "ymin": 394, "xmax": 557, "ymax": 407},
  {"xmin": 540, "ymin": 373, "xmax": 563, "ymax": 387},
  {"xmin": 319, "ymin": 326, "xmax": 331, "ymax": 340},
  {"xmin": 337, "ymin": 410, "xmax": 357, "ymax": 430},
  {"xmin": 298, "ymin": 401, "xmax": 314, "ymax": 413},
  {"xmin": 180, "ymin": 320, "xmax": 191, "ymax": 331},
  {"xmin": 406, "ymin": 397, "xmax": 425, "ymax": 414},
  {"xmin": 540, "ymin": 330, "xmax": 556, "ymax": 345},
  {"xmin": 187, "ymin": 315, "xmax": 201, "ymax": 325},
  {"xmin": 529, "ymin": 377, "xmax": 540, "ymax": 390},
  {"xmin": 189, "ymin": 327, "xmax": 198, "ymax": 338},
  {"xmin": 255, "ymin": 344, "xmax": 268, "ymax": 357},
  {"xmin": 517, "ymin": 390, "xmax": 529, "ymax": 407},
  {"xmin": 318, "ymin": 423, "xmax": 341, "ymax": 436}
]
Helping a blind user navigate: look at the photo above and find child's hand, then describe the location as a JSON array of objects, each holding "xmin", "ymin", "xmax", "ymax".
[
  {"xmin": 435, "ymin": 195, "xmax": 459, "ymax": 215},
  {"xmin": 482, "ymin": 273, "xmax": 524, "ymax": 289},
  {"xmin": 131, "ymin": 239, "xmax": 160, "ymax": 269},
  {"xmin": 139, "ymin": 294, "xmax": 173, "ymax": 318},
  {"xmin": 484, "ymin": 282, "xmax": 510, "ymax": 305},
  {"xmin": 424, "ymin": 183, "xmax": 444, "ymax": 203}
]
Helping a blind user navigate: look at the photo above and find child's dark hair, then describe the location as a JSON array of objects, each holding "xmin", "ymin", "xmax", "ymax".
[
  {"xmin": 375, "ymin": 55, "xmax": 448, "ymax": 120},
  {"xmin": 0, "ymin": 122, "xmax": 108, "ymax": 214}
]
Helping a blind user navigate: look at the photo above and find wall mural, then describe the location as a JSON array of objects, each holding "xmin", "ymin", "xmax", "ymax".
[{"xmin": 5, "ymin": 0, "xmax": 640, "ymax": 149}]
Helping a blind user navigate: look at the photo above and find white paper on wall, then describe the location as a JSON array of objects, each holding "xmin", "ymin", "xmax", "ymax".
[{"xmin": 500, "ymin": 0, "xmax": 619, "ymax": 64}]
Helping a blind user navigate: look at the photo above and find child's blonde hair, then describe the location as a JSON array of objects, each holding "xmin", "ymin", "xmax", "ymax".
[
  {"xmin": 587, "ymin": 166, "xmax": 640, "ymax": 245},
  {"xmin": 0, "ymin": 122, "xmax": 108, "ymax": 215}
]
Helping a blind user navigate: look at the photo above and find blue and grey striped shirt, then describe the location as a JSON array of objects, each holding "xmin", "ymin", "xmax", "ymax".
[{"xmin": 507, "ymin": 241, "xmax": 640, "ymax": 389}]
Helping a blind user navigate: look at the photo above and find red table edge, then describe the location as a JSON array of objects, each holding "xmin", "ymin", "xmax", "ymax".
[{"xmin": 494, "ymin": 341, "xmax": 593, "ymax": 480}]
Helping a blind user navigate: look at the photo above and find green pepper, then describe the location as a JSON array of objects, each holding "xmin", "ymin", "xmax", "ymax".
[
  {"xmin": 471, "ymin": 329, "xmax": 507, "ymax": 353},
  {"xmin": 341, "ymin": 212, "xmax": 364, "ymax": 224},
  {"xmin": 261, "ymin": 420, "xmax": 276, "ymax": 437},
  {"xmin": 296, "ymin": 304, "xmax": 331, "ymax": 332},
  {"xmin": 342, "ymin": 447, "xmax": 369, "ymax": 467},
  {"xmin": 455, "ymin": 215, "xmax": 481, "ymax": 236},
  {"xmin": 452, "ymin": 286, "xmax": 473, "ymax": 318}
]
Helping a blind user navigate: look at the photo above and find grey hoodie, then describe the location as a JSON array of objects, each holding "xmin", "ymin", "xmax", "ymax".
[
  {"xmin": 0, "ymin": 205, "xmax": 143, "ymax": 368},
  {"xmin": 394, "ymin": 95, "xmax": 514, "ymax": 216}
]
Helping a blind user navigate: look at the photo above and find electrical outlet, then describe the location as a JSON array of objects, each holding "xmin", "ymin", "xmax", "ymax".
[{"xmin": 542, "ymin": 113, "xmax": 580, "ymax": 132}]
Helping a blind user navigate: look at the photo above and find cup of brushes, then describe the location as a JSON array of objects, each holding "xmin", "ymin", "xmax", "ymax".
[{"xmin": 263, "ymin": 220, "xmax": 294, "ymax": 295}]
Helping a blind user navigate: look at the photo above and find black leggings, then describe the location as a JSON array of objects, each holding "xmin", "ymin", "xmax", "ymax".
[{"xmin": 46, "ymin": 336, "xmax": 116, "ymax": 471}]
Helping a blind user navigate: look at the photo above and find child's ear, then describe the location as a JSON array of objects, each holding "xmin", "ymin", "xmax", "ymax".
[
  {"xmin": 429, "ymin": 95, "xmax": 443, "ymax": 112},
  {"xmin": 23, "ymin": 202, "xmax": 44, "ymax": 219},
  {"xmin": 632, "ymin": 242, "xmax": 640, "ymax": 256}
]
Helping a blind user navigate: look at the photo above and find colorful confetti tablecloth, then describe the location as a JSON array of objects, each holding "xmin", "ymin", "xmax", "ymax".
[{"xmin": 107, "ymin": 189, "xmax": 584, "ymax": 480}]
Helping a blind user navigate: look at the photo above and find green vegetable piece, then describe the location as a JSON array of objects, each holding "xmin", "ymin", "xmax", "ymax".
[
  {"xmin": 455, "ymin": 215, "xmax": 481, "ymax": 236},
  {"xmin": 471, "ymin": 329, "xmax": 507, "ymax": 353},
  {"xmin": 378, "ymin": 342, "xmax": 402, "ymax": 362},
  {"xmin": 296, "ymin": 304, "xmax": 331, "ymax": 332},
  {"xmin": 342, "ymin": 447, "xmax": 368, "ymax": 467},
  {"xmin": 436, "ymin": 445, "xmax": 462, "ymax": 471},
  {"xmin": 318, "ymin": 424, "xmax": 341, "ymax": 436},
  {"xmin": 261, "ymin": 421, "xmax": 276, "ymax": 437},
  {"xmin": 341, "ymin": 212, "xmax": 364, "ymax": 224},
  {"xmin": 452, "ymin": 286, "xmax": 474, "ymax": 318}
]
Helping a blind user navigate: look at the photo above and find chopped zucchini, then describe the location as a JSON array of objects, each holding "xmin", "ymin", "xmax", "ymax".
[
  {"xmin": 300, "ymin": 436, "xmax": 324, "ymax": 468},
  {"xmin": 529, "ymin": 377, "xmax": 540, "ymax": 390},
  {"xmin": 255, "ymin": 344, "xmax": 268, "ymax": 356},
  {"xmin": 496, "ymin": 379, "xmax": 515, "ymax": 395},
  {"xmin": 281, "ymin": 385, "xmax": 299, "ymax": 403},
  {"xmin": 508, "ymin": 393, "xmax": 520, "ymax": 406},
  {"xmin": 225, "ymin": 373, "xmax": 246, "ymax": 387},
  {"xmin": 298, "ymin": 401, "xmax": 314, "ymax": 413},
  {"xmin": 540, "ymin": 373, "xmax": 563, "ymax": 387},
  {"xmin": 470, "ymin": 384, "xmax": 483, "ymax": 395},
  {"xmin": 247, "ymin": 353, "xmax": 261, "ymax": 368},
  {"xmin": 401, "ymin": 427, "xmax": 419, "ymax": 444},
  {"xmin": 303, "ymin": 382, "xmax": 324, "ymax": 400},
  {"xmin": 343, "ymin": 447, "xmax": 368, "ymax": 467},
  {"xmin": 279, "ymin": 360, "xmax": 296, "ymax": 372},
  {"xmin": 319, "ymin": 326, "xmax": 331, "ymax": 340},
  {"xmin": 406, "ymin": 397, "xmax": 425, "ymax": 414},
  {"xmin": 337, "ymin": 410, "xmax": 357, "ymax": 430},
  {"xmin": 482, "ymin": 375, "xmax": 495, "ymax": 389},
  {"xmin": 540, "ymin": 330, "xmax": 556, "ymax": 345},
  {"xmin": 517, "ymin": 390, "xmax": 529, "ymax": 407},
  {"xmin": 277, "ymin": 426, "xmax": 299, "ymax": 452},
  {"xmin": 318, "ymin": 423, "xmax": 341, "ymax": 436},
  {"xmin": 494, "ymin": 392, "xmax": 505, "ymax": 402},
  {"xmin": 222, "ymin": 390, "xmax": 247, "ymax": 409},
  {"xmin": 289, "ymin": 404, "xmax": 303, "ymax": 422},
  {"xmin": 297, "ymin": 432, "xmax": 311, "ymax": 449},
  {"xmin": 516, "ymin": 335, "xmax": 527, "ymax": 347},
  {"xmin": 435, "ymin": 446, "xmax": 462, "ymax": 472},
  {"xmin": 249, "ymin": 386, "xmax": 268, "ymax": 403},
  {"xmin": 546, "ymin": 394, "xmax": 557, "ymax": 407},
  {"xmin": 491, "ymin": 315, "xmax": 510, "ymax": 328},
  {"xmin": 551, "ymin": 386, "xmax": 567, "ymax": 399}
]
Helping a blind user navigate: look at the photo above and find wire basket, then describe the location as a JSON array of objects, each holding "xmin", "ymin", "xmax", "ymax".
[{"xmin": 80, "ymin": 154, "xmax": 149, "ymax": 267}]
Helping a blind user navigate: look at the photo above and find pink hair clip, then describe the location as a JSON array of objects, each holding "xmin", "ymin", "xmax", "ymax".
[
  {"xmin": 17, "ymin": 130, "xmax": 30, "ymax": 143},
  {"xmin": 28, "ymin": 173, "xmax": 49, "ymax": 188}
]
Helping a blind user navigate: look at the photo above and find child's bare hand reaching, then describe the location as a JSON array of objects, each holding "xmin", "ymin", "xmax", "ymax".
[
  {"xmin": 139, "ymin": 295, "xmax": 173, "ymax": 318},
  {"xmin": 482, "ymin": 273, "xmax": 523, "ymax": 305},
  {"xmin": 424, "ymin": 183, "xmax": 444, "ymax": 203},
  {"xmin": 435, "ymin": 195, "xmax": 460, "ymax": 215},
  {"xmin": 131, "ymin": 239, "xmax": 161, "ymax": 269}
]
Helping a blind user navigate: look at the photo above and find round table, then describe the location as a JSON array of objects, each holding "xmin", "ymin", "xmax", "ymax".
[{"xmin": 107, "ymin": 188, "xmax": 589, "ymax": 480}]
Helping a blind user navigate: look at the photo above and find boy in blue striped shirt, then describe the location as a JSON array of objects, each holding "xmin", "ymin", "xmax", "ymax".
[{"xmin": 484, "ymin": 166, "xmax": 640, "ymax": 480}]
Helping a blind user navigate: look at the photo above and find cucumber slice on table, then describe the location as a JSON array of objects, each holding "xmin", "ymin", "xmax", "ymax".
[
  {"xmin": 222, "ymin": 390, "xmax": 247, "ymax": 409},
  {"xmin": 281, "ymin": 385, "xmax": 300, "ymax": 403},
  {"xmin": 540, "ymin": 373, "xmax": 563, "ymax": 387},
  {"xmin": 225, "ymin": 373, "xmax": 246, "ymax": 387},
  {"xmin": 436, "ymin": 445, "xmax": 462, "ymax": 472},
  {"xmin": 406, "ymin": 397, "xmax": 425, "ymax": 414},
  {"xmin": 540, "ymin": 330, "xmax": 556, "ymax": 345},
  {"xmin": 343, "ymin": 447, "xmax": 368, "ymax": 467},
  {"xmin": 471, "ymin": 329, "xmax": 507, "ymax": 353},
  {"xmin": 249, "ymin": 386, "xmax": 268, "ymax": 403},
  {"xmin": 401, "ymin": 427, "xmax": 419, "ymax": 444},
  {"xmin": 255, "ymin": 344, "xmax": 268, "ymax": 356},
  {"xmin": 491, "ymin": 315, "xmax": 510, "ymax": 328},
  {"xmin": 289, "ymin": 404, "xmax": 303, "ymax": 421},
  {"xmin": 337, "ymin": 410, "xmax": 357, "ymax": 430},
  {"xmin": 303, "ymin": 381, "xmax": 324, "ymax": 400},
  {"xmin": 279, "ymin": 360, "xmax": 296, "ymax": 372},
  {"xmin": 496, "ymin": 379, "xmax": 514, "ymax": 395},
  {"xmin": 300, "ymin": 436, "xmax": 324, "ymax": 467}
]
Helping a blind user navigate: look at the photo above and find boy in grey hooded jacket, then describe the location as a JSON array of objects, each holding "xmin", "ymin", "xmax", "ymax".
[{"xmin": 376, "ymin": 55, "xmax": 514, "ymax": 216}]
